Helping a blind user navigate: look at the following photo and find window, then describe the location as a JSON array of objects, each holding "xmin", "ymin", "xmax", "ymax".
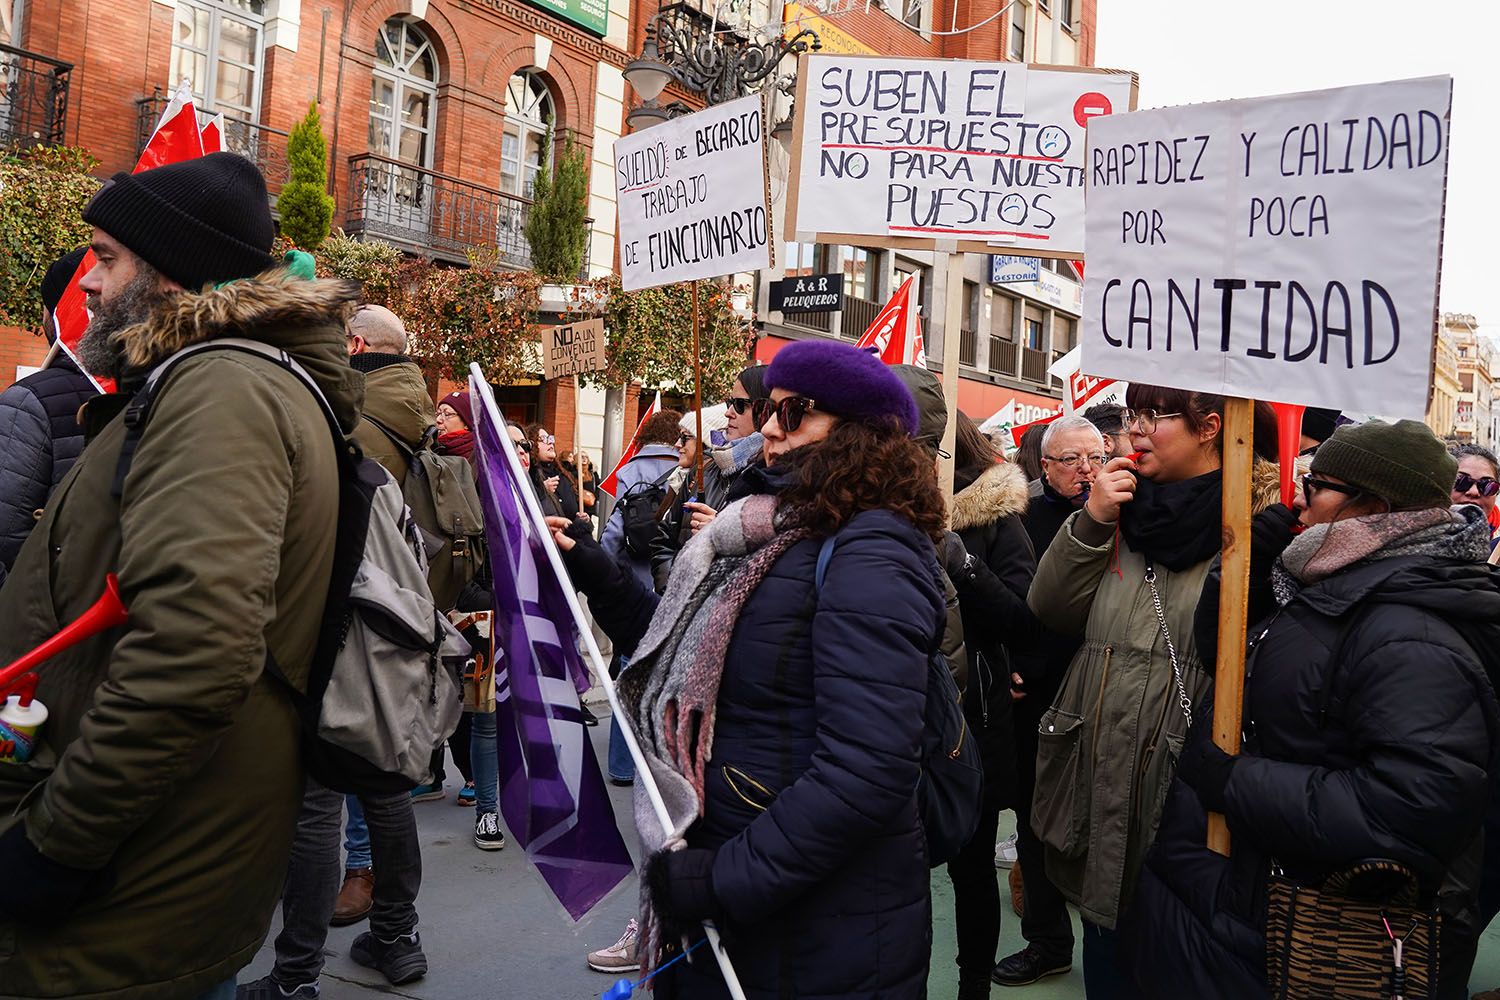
[
  {"xmin": 833, "ymin": 246, "xmax": 876, "ymax": 301},
  {"xmin": 502, "ymin": 70, "xmax": 554, "ymax": 198},
  {"xmin": 1052, "ymin": 314, "xmax": 1077, "ymax": 352},
  {"xmin": 1009, "ymin": 2, "xmax": 1027, "ymax": 61},
  {"xmin": 1056, "ymin": 0, "xmax": 1073, "ymax": 29},
  {"xmin": 989, "ymin": 292, "xmax": 1017, "ymax": 374},
  {"xmin": 958, "ymin": 280, "xmax": 979, "ymax": 367},
  {"xmin": 783, "ymin": 242, "xmax": 818, "ymax": 277},
  {"xmin": 1023, "ymin": 304, "xmax": 1045, "ymax": 350},
  {"xmin": 901, "ymin": 0, "xmax": 927, "ymax": 31},
  {"xmin": 370, "ymin": 19, "xmax": 437, "ymax": 168},
  {"xmin": 170, "ymin": 0, "xmax": 265, "ymax": 122}
]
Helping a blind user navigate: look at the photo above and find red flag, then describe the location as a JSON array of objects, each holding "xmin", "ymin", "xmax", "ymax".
[
  {"xmin": 199, "ymin": 112, "xmax": 226, "ymax": 154},
  {"xmin": 1068, "ymin": 259, "xmax": 1084, "ymax": 282},
  {"xmin": 598, "ymin": 391, "xmax": 663, "ymax": 498},
  {"xmin": 855, "ymin": 277, "xmax": 926, "ymax": 367},
  {"xmin": 56, "ymin": 81, "xmax": 208, "ymax": 392}
]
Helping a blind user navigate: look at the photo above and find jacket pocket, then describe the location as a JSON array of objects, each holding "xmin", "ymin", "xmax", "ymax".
[
  {"xmin": 0, "ymin": 740, "xmax": 57, "ymax": 823},
  {"xmin": 721, "ymin": 765, "xmax": 777, "ymax": 812},
  {"xmin": 1031, "ymin": 707, "xmax": 1089, "ymax": 858},
  {"xmin": 1139, "ymin": 731, "xmax": 1185, "ymax": 847}
]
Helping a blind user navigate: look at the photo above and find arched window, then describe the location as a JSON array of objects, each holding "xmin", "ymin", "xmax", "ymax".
[
  {"xmin": 501, "ymin": 70, "xmax": 554, "ymax": 197},
  {"xmin": 369, "ymin": 19, "xmax": 437, "ymax": 168}
]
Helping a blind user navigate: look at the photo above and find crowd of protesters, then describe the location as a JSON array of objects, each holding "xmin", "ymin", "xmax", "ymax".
[{"xmin": 2, "ymin": 154, "xmax": 1500, "ymax": 1000}]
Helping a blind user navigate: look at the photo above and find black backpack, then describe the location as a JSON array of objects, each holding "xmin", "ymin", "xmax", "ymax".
[
  {"xmin": 619, "ymin": 460, "xmax": 677, "ymax": 559},
  {"xmin": 815, "ymin": 534, "xmax": 983, "ymax": 867}
]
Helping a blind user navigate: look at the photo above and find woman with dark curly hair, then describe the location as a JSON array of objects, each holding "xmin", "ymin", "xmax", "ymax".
[{"xmin": 549, "ymin": 339, "xmax": 947, "ymax": 999}]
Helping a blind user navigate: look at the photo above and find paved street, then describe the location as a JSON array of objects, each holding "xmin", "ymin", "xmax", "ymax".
[{"xmin": 240, "ymin": 713, "xmax": 1500, "ymax": 1000}]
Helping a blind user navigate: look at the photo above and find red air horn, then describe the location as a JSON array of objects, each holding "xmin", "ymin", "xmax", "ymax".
[
  {"xmin": 1272, "ymin": 403, "xmax": 1307, "ymax": 507},
  {"xmin": 0, "ymin": 574, "xmax": 127, "ymax": 697}
]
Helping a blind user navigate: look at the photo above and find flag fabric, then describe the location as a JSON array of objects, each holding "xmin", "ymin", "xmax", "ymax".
[
  {"xmin": 1049, "ymin": 346, "xmax": 1128, "ymax": 416},
  {"xmin": 469, "ymin": 372, "xmax": 634, "ymax": 921},
  {"xmin": 199, "ymin": 112, "xmax": 226, "ymax": 154},
  {"xmin": 597, "ymin": 391, "xmax": 663, "ymax": 498},
  {"xmin": 55, "ymin": 81, "xmax": 209, "ymax": 393},
  {"xmin": 978, "ymin": 400, "xmax": 1016, "ymax": 442},
  {"xmin": 856, "ymin": 276, "xmax": 926, "ymax": 367},
  {"xmin": 1067, "ymin": 259, "xmax": 1084, "ymax": 282},
  {"xmin": 1011, "ymin": 412, "xmax": 1061, "ymax": 449}
]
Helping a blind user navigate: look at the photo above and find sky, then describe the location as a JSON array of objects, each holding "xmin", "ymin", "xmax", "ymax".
[{"xmin": 1094, "ymin": 0, "xmax": 1499, "ymax": 331}]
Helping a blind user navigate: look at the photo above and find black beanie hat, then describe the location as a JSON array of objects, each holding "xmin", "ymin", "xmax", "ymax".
[
  {"xmin": 1300, "ymin": 406, "xmax": 1342, "ymax": 445},
  {"xmin": 82, "ymin": 152, "xmax": 276, "ymax": 290},
  {"xmin": 40, "ymin": 246, "xmax": 88, "ymax": 316},
  {"xmin": 1310, "ymin": 419, "xmax": 1457, "ymax": 510}
]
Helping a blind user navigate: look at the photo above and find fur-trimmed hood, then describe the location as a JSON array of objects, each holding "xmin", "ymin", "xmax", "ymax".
[
  {"xmin": 952, "ymin": 460, "xmax": 1030, "ymax": 532},
  {"xmin": 114, "ymin": 271, "xmax": 365, "ymax": 432}
]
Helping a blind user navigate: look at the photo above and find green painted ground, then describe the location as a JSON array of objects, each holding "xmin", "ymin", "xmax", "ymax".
[{"xmin": 926, "ymin": 814, "xmax": 1500, "ymax": 999}]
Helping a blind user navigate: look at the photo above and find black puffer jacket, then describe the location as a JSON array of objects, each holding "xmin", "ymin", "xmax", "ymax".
[
  {"xmin": 0, "ymin": 360, "xmax": 96, "ymax": 574},
  {"xmin": 947, "ymin": 461, "xmax": 1037, "ymax": 808},
  {"xmin": 1127, "ymin": 512, "xmax": 1500, "ymax": 1000}
]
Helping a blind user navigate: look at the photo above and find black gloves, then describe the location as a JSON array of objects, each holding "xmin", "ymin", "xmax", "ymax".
[
  {"xmin": 646, "ymin": 847, "xmax": 720, "ymax": 942},
  {"xmin": 1250, "ymin": 503, "xmax": 1299, "ymax": 579},
  {"xmin": 0, "ymin": 821, "xmax": 110, "ymax": 925},
  {"xmin": 941, "ymin": 531, "xmax": 972, "ymax": 582},
  {"xmin": 1176, "ymin": 712, "xmax": 1239, "ymax": 815}
]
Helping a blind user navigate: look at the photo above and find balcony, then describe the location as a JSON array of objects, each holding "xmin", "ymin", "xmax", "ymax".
[
  {"xmin": 1, "ymin": 44, "xmax": 71, "ymax": 149},
  {"xmin": 135, "ymin": 94, "xmax": 289, "ymax": 192},
  {"xmin": 344, "ymin": 153, "xmax": 591, "ymax": 274},
  {"xmin": 841, "ymin": 294, "xmax": 880, "ymax": 341},
  {"xmin": 988, "ymin": 337, "xmax": 1017, "ymax": 377},
  {"xmin": 1021, "ymin": 346, "xmax": 1049, "ymax": 383}
]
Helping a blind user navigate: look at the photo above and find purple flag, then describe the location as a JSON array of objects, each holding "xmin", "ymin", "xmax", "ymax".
[{"xmin": 469, "ymin": 377, "xmax": 634, "ymax": 921}]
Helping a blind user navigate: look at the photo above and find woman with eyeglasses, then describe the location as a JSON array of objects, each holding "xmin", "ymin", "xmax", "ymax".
[
  {"xmin": 1451, "ymin": 443, "xmax": 1500, "ymax": 550},
  {"xmin": 1025, "ymin": 385, "xmax": 1278, "ymax": 998},
  {"xmin": 545, "ymin": 340, "xmax": 947, "ymax": 999},
  {"xmin": 1128, "ymin": 419, "xmax": 1500, "ymax": 1000},
  {"xmin": 649, "ymin": 365, "xmax": 772, "ymax": 592},
  {"xmin": 522, "ymin": 422, "xmax": 579, "ymax": 520}
]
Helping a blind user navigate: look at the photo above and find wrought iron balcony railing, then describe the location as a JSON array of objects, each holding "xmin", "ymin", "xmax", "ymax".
[
  {"xmin": 344, "ymin": 153, "xmax": 592, "ymax": 275},
  {"xmin": 0, "ymin": 44, "xmax": 71, "ymax": 149},
  {"xmin": 135, "ymin": 93, "xmax": 290, "ymax": 191}
]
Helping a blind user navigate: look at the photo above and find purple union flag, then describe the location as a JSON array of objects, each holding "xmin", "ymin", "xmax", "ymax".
[{"xmin": 470, "ymin": 380, "xmax": 634, "ymax": 921}]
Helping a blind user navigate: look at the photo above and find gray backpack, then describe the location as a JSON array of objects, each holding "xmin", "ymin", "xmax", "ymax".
[{"xmin": 115, "ymin": 338, "xmax": 468, "ymax": 793}]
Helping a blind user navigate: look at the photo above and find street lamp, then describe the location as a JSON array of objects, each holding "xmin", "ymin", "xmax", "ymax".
[{"xmin": 622, "ymin": 36, "xmax": 675, "ymax": 103}]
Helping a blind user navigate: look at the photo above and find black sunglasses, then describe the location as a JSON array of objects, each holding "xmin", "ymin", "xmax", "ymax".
[
  {"xmin": 1302, "ymin": 473, "xmax": 1360, "ymax": 501},
  {"xmin": 769, "ymin": 395, "xmax": 817, "ymax": 433},
  {"xmin": 724, "ymin": 396, "xmax": 754, "ymax": 415},
  {"xmin": 1455, "ymin": 472, "xmax": 1500, "ymax": 498}
]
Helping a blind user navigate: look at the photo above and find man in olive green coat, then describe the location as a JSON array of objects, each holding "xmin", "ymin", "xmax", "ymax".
[{"xmin": 0, "ymin": 153, "xmax": 361, "ymax": 1000}]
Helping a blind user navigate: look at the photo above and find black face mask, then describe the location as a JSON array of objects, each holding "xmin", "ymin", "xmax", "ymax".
[{"xmin": 1120, "ymin": 470, "xmax": 1224, "ymax": 571}]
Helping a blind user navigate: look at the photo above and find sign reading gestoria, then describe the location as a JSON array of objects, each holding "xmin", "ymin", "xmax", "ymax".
[
  {"xmin": 517, "ymin": 0, "xmax": 608, "ymax": 37},
  {"xmin": 769, "ymin": 273, "xmax": 844, "ymax": 314}
]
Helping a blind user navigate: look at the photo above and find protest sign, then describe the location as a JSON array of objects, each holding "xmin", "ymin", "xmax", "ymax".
[
  {"xmin": 785, "ymin": 54, "xmax": 1134, "ymax": 258},
  {"xmin": 614, "ymin": 93, "xmax": 773, "ymax": 291},
  {"xmin": 543, "ymin": 318, "xmax": 605, "ymax": 380},
  {"xmin": 1080, "ymin": 76, "xmax": 1452, "ymax": 419}
]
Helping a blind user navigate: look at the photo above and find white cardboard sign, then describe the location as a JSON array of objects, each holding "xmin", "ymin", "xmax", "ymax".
[
  {"xmin": 614, "ymin": 94, "xmax": 773, "ymax": 291},
  {"xmin": 788, "ymin": 55, "xmax": 1133, "ymax": 256},
  {"xmin": 1080, "ymin": 76, "xmax": 1452, "ymax": 418}
]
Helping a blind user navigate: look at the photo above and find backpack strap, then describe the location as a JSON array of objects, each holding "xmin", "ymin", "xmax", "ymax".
[
  {"xmin": 814, "ymin": 534, "xmax": 838, "ymax": 591},
  {"xmin": 624, "ymin": 464, "xmax": 678, "ymax": 498}
]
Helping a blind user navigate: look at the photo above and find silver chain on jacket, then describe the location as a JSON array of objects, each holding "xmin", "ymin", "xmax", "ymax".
[{"xmin": 1144, "ymin": 562, "xmax": 1194, "ymax": 729}]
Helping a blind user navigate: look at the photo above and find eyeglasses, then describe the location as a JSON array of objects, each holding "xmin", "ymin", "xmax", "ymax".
[
  {"xmin": 1302, "ymin": 474, "xmax": 1361, "ymax": 501},
  {"xmin": 724, "ymin": 396, "xmax": 754, "ymax": 415},
  {"xmin": 1122, "ymin": 409, "xmax": 1184, "ymax": 435},
  {"xmin": 769, "ymin": 395, "xmax": 817, "ymax": 433},
  {"xmin": 536, "ymin": 432, "xmax": 554, "ymax": 446},
  {"xmin": 675, "ymin": 432, "xmax": 693, "ymax": 445},
  {"xmin": 1044, "ymin": 452, "xmax": 1107, "ymax": 470},
  {"xmin": 1455, "ymin": 472, "xmax": 1500, "ymax": 498}
]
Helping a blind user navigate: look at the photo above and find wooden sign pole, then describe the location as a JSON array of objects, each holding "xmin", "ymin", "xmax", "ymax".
[
  {"xmin": 573, "ymin": 375, "xmax": 585, "ymax": 522},
  {"xmin": 691, "ymin": 279, "xmax": 705, "ymax": 498},
  {"xmin": 937, "ymin": 251, "xmax": 964, "ymax": 501},
  {"xmin": 1208, "ymin": 396, "xmax": 1255, "ymax": 856}
]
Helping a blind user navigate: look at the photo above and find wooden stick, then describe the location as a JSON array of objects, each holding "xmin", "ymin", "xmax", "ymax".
[
  {"xmin": 692, "ymin": 279, "xmax": 704, "ymax": 498},
  {"xmin": 572, "ymin": 375, "xmax": 585, "ymax": 521},
  {"xmin": 937, "ymin": 250, "xmax": 964, "ymax": 502},
  {"xmin": 1209, "ymin": 396, "xmax": 1255, "ymax": 856}
]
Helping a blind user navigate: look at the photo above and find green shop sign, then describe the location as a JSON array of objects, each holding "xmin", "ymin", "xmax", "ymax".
[{"xmin": 520, "ymin": 0, "xmax": 608, "ymax": 36}]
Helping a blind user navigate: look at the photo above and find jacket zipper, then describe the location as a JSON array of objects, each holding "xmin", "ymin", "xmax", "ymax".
[{"xmin": 1090, "ymin": 645, "xmax": 1113, "ymax": 762}]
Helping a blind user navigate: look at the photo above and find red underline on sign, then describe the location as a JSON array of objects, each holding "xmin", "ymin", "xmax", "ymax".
[
  {"xmin": 621, "ymin": 181, "xmax": 661, "ymax": 193},
  {"xmin": 889, "ymin": 226, "xmax": 1052, "ymax": 240},
  {"xmin": 821, "ymin": 143, "xmax": 1064, "ymax": 162}
]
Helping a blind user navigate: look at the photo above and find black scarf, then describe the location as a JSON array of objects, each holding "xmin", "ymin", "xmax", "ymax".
[
  {"xmin": 1042, "ymin": 477, "xmax": 1087, "ymax": 506},
  {"xmin": 1120, "ymin": 469, "xmax": 1223, "ymax": 571}
]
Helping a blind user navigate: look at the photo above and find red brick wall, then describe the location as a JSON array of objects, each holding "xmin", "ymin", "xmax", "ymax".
[{"xmin": 0, "ymin": 326, "xmax": 54, "ymax": 389}]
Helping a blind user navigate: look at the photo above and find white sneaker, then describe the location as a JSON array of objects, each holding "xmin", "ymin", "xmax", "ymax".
[
  {"xmin": 586, "ymin": 918, "xmax": 640, "ymax": 973},
  {"xmin": 994, "ymin": 831, "xmax": 1019, "ymax": 869}
]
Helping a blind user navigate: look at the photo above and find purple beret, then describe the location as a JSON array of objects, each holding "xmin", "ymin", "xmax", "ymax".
[
  {"xmin": 765, "ymin": 340, "xmax": 919, "ymax": 437},
  {"xmin": 439, "ymin": 390, "xmax": 474, "ymax": 430}
]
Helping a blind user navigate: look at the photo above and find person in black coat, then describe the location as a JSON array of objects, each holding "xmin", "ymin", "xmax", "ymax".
[
  {"xmin": 944, "ymin": 413, "xmax": 1039, "ymax": 999},
  {"xmin": 0, "ymin": 247, "xmax": 97, "ymax": 577},
  {"xmin": 995, "ymin": 414, "xmax": 1108, "ymax": 986},
  {"xmin": 1128, "ymin": 419, "xmax": 1500, "ymax": 1000},
  {"xmin": 524, "ymin": 421, "xmax": 580, "ymax": 519},
  {"xmin": 549, "ymin": 340, "xmax": 946, "ymax": 999}
]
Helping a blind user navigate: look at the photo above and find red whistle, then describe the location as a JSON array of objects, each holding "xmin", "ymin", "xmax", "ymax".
[
  {"xmin": 1127, "ymin": 451, "xmax": 1145, "ymax": 462},
  {"xmin": 0, "ymin": 574, "xmax": 127, "ymax": 696}
]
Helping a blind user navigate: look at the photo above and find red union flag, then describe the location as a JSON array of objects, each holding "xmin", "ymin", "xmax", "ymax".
[
  {"xmin": 597, "ymin": 391, "xmax": 663, "ymax": 498},
  {"xmin": 856, "ymin": 276, "xmax": 926, "ymax": 368},
  {"xmin": 55, "ymin": 81, "xmax": 209, "ymax": 392}
]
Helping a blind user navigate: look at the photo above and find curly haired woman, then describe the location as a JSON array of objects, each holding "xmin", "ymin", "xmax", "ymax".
[{"xmin": 550, "ymin": 340, "xmax": 947, "ymax": 999}]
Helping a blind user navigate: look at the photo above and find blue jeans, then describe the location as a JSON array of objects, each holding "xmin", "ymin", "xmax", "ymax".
[
  {"xmin": 1082, "ymin": 920, "xmax": 1143, "ymax": 999},
  {"xmin": 607, "ymin": 655, "xmax": 635, "ymax": 782},
  {"xmin": 344, "ymin": 795, "xmax": 371, "ymax": 869},
  {"xmin": 470, "ymin": 710, "xmax": 498, "ymax": 815},
  {"xmin": 191, "ymin": 979, "xmax": 236, "ymax": 1000}
]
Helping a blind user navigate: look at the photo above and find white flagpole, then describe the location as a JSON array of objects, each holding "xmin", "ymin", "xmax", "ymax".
[{"xmin": 469, "ymin": 365, "xmax": 748, "ymax": 1000}]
